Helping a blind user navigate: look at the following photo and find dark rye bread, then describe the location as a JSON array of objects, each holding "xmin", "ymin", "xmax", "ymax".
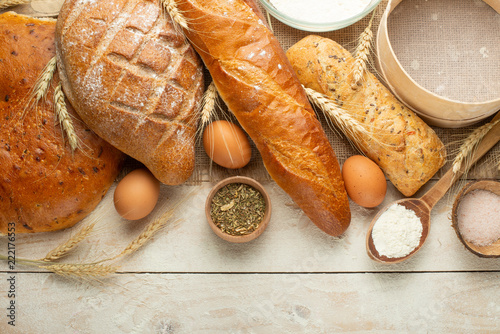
[
  {"xmin": 55, "ymin": 0, "xmax": 204, "ymax": 185},
  {"xmin": 286, "ymin": 35, "xmax": 446, "ymax": 197},
  {"xmin": 176, "ymin": 0, "xmax": 351, "ymax": 236},
  {"xmin": 0, "ymin": 12, "xmax": 124, "ymax": 234}
]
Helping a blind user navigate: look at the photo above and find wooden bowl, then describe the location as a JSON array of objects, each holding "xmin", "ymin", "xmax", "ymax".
[
  {"xmin": 452, "ymin": 179, "xmax": 500, "ymax": 257},
  {"xmin": 205, "ymin": 176, "xmax": 272, "ymax": 243}
]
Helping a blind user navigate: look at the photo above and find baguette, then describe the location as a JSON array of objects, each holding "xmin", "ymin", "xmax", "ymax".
[
  {"xmin": 55, "ymin": 0, "xmax": 204, "ymax": 185},
  {"xmin": 286, "ymin": 35, "xmax": 446, "ymax": 197},
  {"xmin": 175, "ymin": 0, "xmax": 351, "ymax": 236},
  {"xmin": 0, "ymin": 12, "xmax": 124, "ymax": 234}
]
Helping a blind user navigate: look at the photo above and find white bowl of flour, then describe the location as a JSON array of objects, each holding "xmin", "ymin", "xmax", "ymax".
[{"xmin": 259, "ymin": 0, "xmax": 381, "ymax": 32}]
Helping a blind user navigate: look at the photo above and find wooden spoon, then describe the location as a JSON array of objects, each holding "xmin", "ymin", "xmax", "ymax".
[{"xmin": 366, "ymin": 112, "xmax": 500, "ymax": 263}]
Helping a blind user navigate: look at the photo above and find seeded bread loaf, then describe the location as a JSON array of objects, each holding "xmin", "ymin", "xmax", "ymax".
[
  {"xmin": 0, "ymin": 12, "xmax": 124, "ymax": 234},
  {"xmin": 176, "ymin": 0, "xmax": 351, "ymax": 236},
  {"xmin": 55, "ymin": 0, "xmax": 204, "ymax": 185},
  {"xmin": 286, "ymin": 35, "xmax": 446, "ymax": 197}
]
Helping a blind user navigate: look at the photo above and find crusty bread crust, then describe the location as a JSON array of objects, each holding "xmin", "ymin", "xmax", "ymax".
[
  {"xmin": 176, "ymin": 0, "xmax": 351, "ymax": 236},
  {"xmin": 0, "ymin": 12, "xmax": 124, "ymax": 233},
  {"xmin": 286, "ymin": 35, "xmax": 446, "ymax": 197},
  {"xmin": 55, "ymin": 0, "xmax": 204, "ymax": 185}
]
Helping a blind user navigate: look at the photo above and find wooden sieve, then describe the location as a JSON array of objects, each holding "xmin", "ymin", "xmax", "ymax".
[{"xmin": 376, "ymin": 0, "xmax": 500, "ymax": 128}]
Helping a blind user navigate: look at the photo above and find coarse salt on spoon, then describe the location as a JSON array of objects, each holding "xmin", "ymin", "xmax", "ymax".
[
  {"xmin": 366, "ymin": 111, "xmax": 500, "ymax": 264},
  {"xmin": 452, "ymin": 179, "xmax": 500, "ymax": 258}
]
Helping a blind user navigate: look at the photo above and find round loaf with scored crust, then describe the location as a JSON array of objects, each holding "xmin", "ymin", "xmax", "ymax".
[
  {"xmin": 0, "ymin": 12, "xmax": 125, "ymax": 234},
  {"xmin": 55, "ymin": 0, "xmax": 204, "ymax": 185}
]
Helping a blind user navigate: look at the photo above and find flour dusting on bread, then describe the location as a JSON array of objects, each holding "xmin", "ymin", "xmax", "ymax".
[{"xmin": 56, "ymin": 0, "xmax": 204, "ymax": 185}]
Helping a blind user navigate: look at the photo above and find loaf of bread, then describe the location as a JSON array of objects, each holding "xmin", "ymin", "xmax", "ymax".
[
  {"xmin": 0, "ymin": 12, "xmax": 124, "ymax": 234},
  {"xmin": 55, "ymin": 0, "xmax": 204, "ymax": 185},
  {"xmin": 286, "ymin": 35, "xmax": 446, "ymax": 197},
  {"xmin": 176, "ymin": 0, "xmax": 351, "ymax": 236}
]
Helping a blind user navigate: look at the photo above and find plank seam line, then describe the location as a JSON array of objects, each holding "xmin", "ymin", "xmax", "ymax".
[{"xmin": 3, "ymin": 270, "xmax": 500, "ymax": 275}]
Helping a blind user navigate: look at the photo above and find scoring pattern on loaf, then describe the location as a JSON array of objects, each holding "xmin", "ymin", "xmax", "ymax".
[{"xmin": 56, "ymin": 0, "xmax": 204, "ymax": 185}]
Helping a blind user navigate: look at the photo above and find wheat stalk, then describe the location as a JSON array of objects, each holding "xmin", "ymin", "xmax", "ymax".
[
  {"xmin": 200, "ymin": 81, "xmax": 218, "ymax": 129},
  {"xmin": 352, "ymin": 11, "xmax": 376, "ymax": 88},
  {"xmin": 40, "ymin": 263, "xmax": 119, "ymax": 279},
  {"xmin": 54, "ymin": 82, "xmax": 79, "ymax": 152},
  {"xmin": 159, "ymin": 0, "xmax": 188, "ymax": 30},
  {"xmin": 452, "ymin": 118, "xmax": 500, "ymax": 173},
  {"xmin": 265, "ymin": 8, "xmax": 274, "ymax": 33},
  {"xmin": 41, "ymin": 223, "xmax": 96, "ymax": 262},
  {"xmin": 305, "ymin": 87, "xmax": 367, "ymax": 147},
  {"xmin": 0, "ymin": 0, "xmax": 29, "ymax": 10}
]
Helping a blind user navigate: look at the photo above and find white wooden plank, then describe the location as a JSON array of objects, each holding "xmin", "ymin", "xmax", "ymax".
[
  {"xmin": 1, "ymin": 271, "xmax": 499, "ymax": 333},
  {"xmin": 2, "ymin": 180, "xmax": 499, "ymax": 274}
]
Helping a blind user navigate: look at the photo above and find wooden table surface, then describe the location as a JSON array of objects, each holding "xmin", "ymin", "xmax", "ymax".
[{"xmin": 1, "ymin": 1, "xmax": 500, "ymax": 333}]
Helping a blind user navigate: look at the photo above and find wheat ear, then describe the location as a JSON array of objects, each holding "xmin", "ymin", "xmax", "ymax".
[
  {"xmin": 0, "ymin": 0, "xmax": 29, "ymax": 10},
  {"xmin": 352, "ymin": 11, "xmax": 376, "ymax": 88},
  {"xmin": 200, "ymin": 81, "xmax": 218, "ymax": 129},
  {"xmin": 115, "ymin": 213, "xmax": 178, "ymax": 260},
  {"xmin": 108, "ymin": 188, "xmax": 196, "ymax": 261},
  {"xmin": 30, "ymin": 56, "xmax": 57, "ymax": 104},
  {"xmin": 305, "ymin": 87, "xmax": 367, "ymax": 147},
  {"xmin": 40, "ymin": 263, "xmax": 119, "ymax": 279},
  {"xmin": 452, "ymin": 118, "xmax": 500, "ymax": 173},
  {"xmin": 159, "ymin": 0, "xmax": 188, "ymax": 30},
  {"xmin": 54, "ymin": 82, "xmax": 79, "ymax": 152},
  {"xmin": 0, "ymin": 252, "xmax": 118, "ymax": 279},
  {"xmin": 41, "ymin": 223, "xmax": 96, "ymax": 262}
]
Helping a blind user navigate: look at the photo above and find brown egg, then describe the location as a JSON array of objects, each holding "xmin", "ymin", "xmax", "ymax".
[
  {"xmin": 203, "ymin": 120, "xmax": 252, "ymax": 169},
  {"xmin": 113, "ymin": 168, "xmax": 160, "ymax": 220},
  {"xmin": 342, "ymin": 155, "xmax": 387, "ymax": 208}
]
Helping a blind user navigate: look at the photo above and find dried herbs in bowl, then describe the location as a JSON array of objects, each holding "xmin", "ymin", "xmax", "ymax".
[{"xmin": 205, "ymin": 176, "xmax": 272, "ymax": 243}]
